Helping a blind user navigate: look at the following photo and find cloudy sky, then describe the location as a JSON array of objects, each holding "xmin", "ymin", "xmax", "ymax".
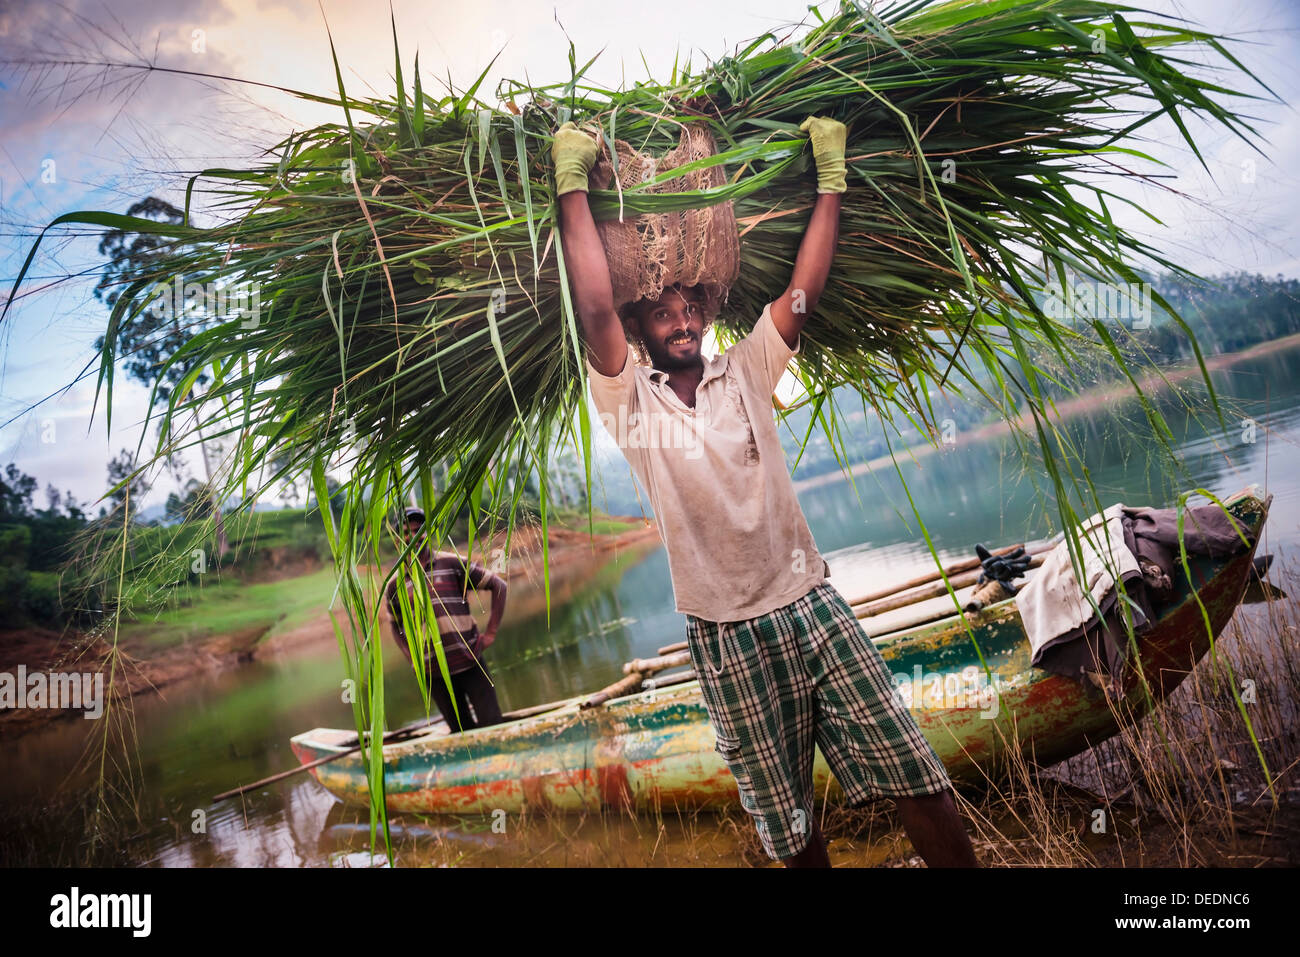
[{"xmin": 1, "ymin": 0, "xmax": 1297, "ymax": 513}]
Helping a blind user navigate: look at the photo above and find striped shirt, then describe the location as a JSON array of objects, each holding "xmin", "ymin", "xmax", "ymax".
[{"xmin": 386, "ymin": 551, "xmax": 503, "ymax": 675}]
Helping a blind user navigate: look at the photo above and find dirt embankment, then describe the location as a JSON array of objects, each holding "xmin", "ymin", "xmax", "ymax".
[
  {"xmin": 0, "ymin": 517, "xmax": 664, "ymax": 737},
  {"xmin": 0, "ymin": 622, "xmax": 272, "ymax": 737}
]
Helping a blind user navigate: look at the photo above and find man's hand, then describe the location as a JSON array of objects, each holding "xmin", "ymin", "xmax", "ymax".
[
  {"xmin": 799, "ymin": 116, "xmax": 848, "ymax": 194},
  {"xmin": 552, "ymin": 121, "xmax": 601, "ymax": 195},
  {"xmin": 478, "ymin": 572, "xmax": 507, "ymax": 651},
  {"xmin": 553, "ymin": 120, "xmax": 626, "ymax": 376},
  {"xmin": 767, "ymin": 117, "xmax": 848, "ymax": 347}
]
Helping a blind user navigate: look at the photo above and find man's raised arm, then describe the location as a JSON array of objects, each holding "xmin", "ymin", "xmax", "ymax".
[
  {"xmin": 770, "ymin": 116, "xmax": 847, "ymax": 350},
  {"xmin": 553, "ymin": 122, "xmax": 628, "ymax": 377}
]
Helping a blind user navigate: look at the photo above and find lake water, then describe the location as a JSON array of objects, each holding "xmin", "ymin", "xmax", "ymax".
[{"xmin": 4, "ymin": 340, "xmax": 1298, "ymax": 866}]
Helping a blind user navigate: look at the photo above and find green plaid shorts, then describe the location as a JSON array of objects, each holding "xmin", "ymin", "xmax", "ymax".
[{"xmin": 685, "ymin": 580, "xmax": 952, "ymax": 861}]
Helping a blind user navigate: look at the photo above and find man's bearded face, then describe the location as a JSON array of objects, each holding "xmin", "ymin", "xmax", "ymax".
[{"xmin": 632, "ymin": 285, "xmax": 707, "ymax": 370}]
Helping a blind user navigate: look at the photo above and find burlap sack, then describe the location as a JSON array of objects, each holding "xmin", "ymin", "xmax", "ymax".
[{"xmin": 587, "ymin": 122, "xmax": 740, "ymax": 316}]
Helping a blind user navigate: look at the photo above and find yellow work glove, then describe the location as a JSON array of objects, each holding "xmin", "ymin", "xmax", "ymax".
[
  {"xmin": 552, "ymin": 121, "xmax": 601, "ymax": 195},
  {"xmin": 799, "ymin": 115, "xmax": 847, "ymax": 194}
]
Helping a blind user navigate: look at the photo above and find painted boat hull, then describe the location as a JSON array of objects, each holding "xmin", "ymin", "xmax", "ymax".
[{"xmin": 291, "ymin": 490, "xmax": 1270, "ymax": 814}]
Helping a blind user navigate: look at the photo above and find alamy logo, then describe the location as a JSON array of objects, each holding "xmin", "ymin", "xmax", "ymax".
[
  {"xmin": 146, "ymin": 275, "xmax": 263, "ymax": 329},
  {"xmin": 1042, "ymin": 279, "xmax": 1152, "ymax": 329},
  {"xmin": 49, "ymin": 887, "xmax": 151, "ymax": 937},
  {"xmin": 0, "ymin": 666, "xmax": 104, "ymax": 719},
  {"xmin": 892, "ymin": 665, "xmax": 1002, "ymax": 719},
  {"xmin": 597, "ymin": 409, "xmax": 704, "ymax": 459}
]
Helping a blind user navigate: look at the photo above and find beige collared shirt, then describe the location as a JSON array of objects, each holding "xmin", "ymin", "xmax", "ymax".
[{"xmin": 586, "ymin": 302, "xmax": 829, "ymax": 623}]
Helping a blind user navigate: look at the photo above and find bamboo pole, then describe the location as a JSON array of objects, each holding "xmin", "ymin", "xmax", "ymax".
[
  {"xmin": 212, "ymin": 750, "xmax": 353, "ymax": 801},
  {"xmin": 862, "ymin": 600, "xmax": 1005, "ymax": 640},
  {"xmin": 863, "ymin": 607, "xmax": 962, "ymax": 640},
  {"xmin": 852, "ymin": 554, "xmax": 1046, "ymax": 618},
  {"xmin": 643, "ymin": 669, "xmax": 696, "ymax": 690},
  {"xmin": 582, "ymin": 663, "xmax": 701, "ymax": 709},
  {"xmin": 657, "ymin": 541, "xmax": 1056, "ymax": 639},
  {"xmin": 843, "ymin": 541, "xmax": 1054, "ymax": 607},
  {"xmin": 623, "ymin": 650, "xmax": 691, "ymax": 675},
  {"xmin": 581, "ymin": 672, "xmax": 647, "ymax": 709},
  {"xmin": 574, "ymin": 649, "xmax": 697, "ymax": 710},
  {"xmin": 500, "ymin": 696, "xmax": 585, "ymax": 720}
]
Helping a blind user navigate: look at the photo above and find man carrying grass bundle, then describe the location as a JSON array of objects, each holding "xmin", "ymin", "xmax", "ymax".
[{"xmin": 554, "ymin": 117, "xmax": 978, "ymax": 868}]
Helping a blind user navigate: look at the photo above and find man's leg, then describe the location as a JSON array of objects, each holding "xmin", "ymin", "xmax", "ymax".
[
  {"xmin": 782, "ymin": 821, "xmax": 831, "ymax": 868},
  {"xmin": 461, "ymin": 663, "xmax": 505, "ymax": 728},
  {"xmin": 782, "ymin": 793, "xmax": 975, "ymax": 868},
  {"xmin": 450, "ymin": 670, "xmax": 479, "ymax": 730},
  {"xmin": 428, "ymin": 665, "xmax": 475, "ymax": 732},
  {"xmin": 806, "ymin": 583, "xmax": 979, "ymax": 868},
  {"xmin": 894, "ymin": 790, "xmax": 979, "ymax": 867},
  {"xmin": 684, "ymin": 613, "xmax": 816, "ymax": 865}
]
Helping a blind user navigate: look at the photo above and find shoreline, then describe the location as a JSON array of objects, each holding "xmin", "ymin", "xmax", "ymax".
[
  {"xmin": 791, "ymin": 331, "xmax": 1300, "ymax": 493},
  {"xmin": 0, "ymin": 516, "xmax": 664, "ymax": 738}
]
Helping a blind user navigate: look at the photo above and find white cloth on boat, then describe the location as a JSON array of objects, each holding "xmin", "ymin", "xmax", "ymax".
[{"xmin": 1015, "ymin": 503, "xmax": 1142, "ymax": 665}]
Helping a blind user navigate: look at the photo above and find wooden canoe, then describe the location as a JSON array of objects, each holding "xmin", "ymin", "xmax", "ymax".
[{"xmin": 290, "ymin": 487, "xmax": 1271, "ymax": 814}]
